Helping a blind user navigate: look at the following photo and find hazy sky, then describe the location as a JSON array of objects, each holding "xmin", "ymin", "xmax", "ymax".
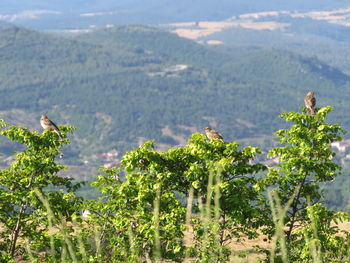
[{"xmin": 1, "ymin": 0, "xmax": 349, "ymax": 29}]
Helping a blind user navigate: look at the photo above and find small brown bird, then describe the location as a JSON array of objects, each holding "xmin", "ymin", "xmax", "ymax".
[
  {"xmin": 40, "ymin": 114, "xmax": 61, "ymax": 137},
  {"xmin": 304, "ymin": 91, "xmax": 316, "ymax": 116},
  {"xmin": 204, "ymin": 127, "xmax": 224, "ymax": 141}
]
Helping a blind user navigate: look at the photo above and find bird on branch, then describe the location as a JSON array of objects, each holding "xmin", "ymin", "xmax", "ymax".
[
  {"xmin": 304, "ymin": 91, "xmax": 316, "ymax": 116},
  {"xmin": 40, "ymin": 114, "xmax": 61, "ymax": 138},
  {"xmin": 204, "ymin": 127, "xmax": 224, "ymax": 141}
]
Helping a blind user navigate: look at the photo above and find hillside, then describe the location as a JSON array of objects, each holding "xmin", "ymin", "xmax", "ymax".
[{"xmin": 0, "ymin": 23, "xmax": 349, "ymax": 161}]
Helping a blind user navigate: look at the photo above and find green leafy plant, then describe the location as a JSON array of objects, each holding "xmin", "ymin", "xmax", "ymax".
[
  {"xmin": 88, "ymin": 142, "xmax": 187, "ymax": 262},
  {"xmin": 291, "ymin": 203, "xmax": 350, "ymax": 262},
  {"xmin": 0, "ymin": 120, "xmax": 83, "ymax": 261},
  {"xmin": 87, "ymin": 133, "xmax": 267, "ymax": 262},
  {"xmin": 1, "ymin": 105, "xmax": 350, "ymax": 262},
  {"xmin": 261, "ymin": 106, "xmax": 347, "ymax": 261}
]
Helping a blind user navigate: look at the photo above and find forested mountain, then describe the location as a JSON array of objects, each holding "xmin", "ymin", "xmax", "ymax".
[{"xmin": 0, "ymin": 21, "xmax": 349, "ymax": 161}]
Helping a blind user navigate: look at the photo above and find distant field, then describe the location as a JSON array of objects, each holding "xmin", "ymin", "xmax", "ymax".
[
  {"xmin": 171, "ymin": 21, "xmax": 288, "ymax": 40},
  {"xmin": 169, "ymin": 7, "xmax": 350, "ymax": 42}
]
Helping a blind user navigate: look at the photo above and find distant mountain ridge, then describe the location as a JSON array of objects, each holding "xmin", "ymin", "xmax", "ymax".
[
  {"xmin": 1, "ymin": 0, "xmax": 350, "ymax": 29},
  {"xmin": 0, "ymin": 23, "xmax": 349, "ymax": 160}
]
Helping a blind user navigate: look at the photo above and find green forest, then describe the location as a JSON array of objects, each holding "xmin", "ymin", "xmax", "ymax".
[{"xmin": 1, "ymin": 22, "xmax": 350, "ymax": 157}]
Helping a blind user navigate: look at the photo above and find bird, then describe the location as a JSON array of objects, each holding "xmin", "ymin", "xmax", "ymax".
[
  {"xmin": 204, "ymin": 127, "xmax": 224, "ymax": 141},
  {"xmin": 304, "ymin": 91, "xmax": 316, "ymax": 116},
  {"xmin": 40, "ymin": 114, "xmax": 61, "ymax": 137}
]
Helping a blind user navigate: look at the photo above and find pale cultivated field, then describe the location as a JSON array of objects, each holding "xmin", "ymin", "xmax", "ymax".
[
  {"xmin": 171, "ymin": 21, "xmax": 288, "ymax": 40},
  {"xmin": 169, "ymin": 7, "xmax": 350, "ymax": 41}
]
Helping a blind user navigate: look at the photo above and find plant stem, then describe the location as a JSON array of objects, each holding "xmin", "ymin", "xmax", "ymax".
[
  {"xmin": 10, "ymin": 199, "xmax": 28, "ymax": 256},
  {"xmin": 286, "ymin": 175, "xmax": 307, "ymax": 240}
]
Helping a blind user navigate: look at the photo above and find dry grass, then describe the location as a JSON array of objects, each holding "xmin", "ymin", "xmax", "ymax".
[
  {"xmin": 337, "ymin": 220, "xmax": 350, "ymax": 231},
  {"xmin": 4, "ymin": 219, "xmax": 350, "ymax": 262},
  {"xmin": 228, "ymin": 235, "xmax": 271, "ymax": 262}
]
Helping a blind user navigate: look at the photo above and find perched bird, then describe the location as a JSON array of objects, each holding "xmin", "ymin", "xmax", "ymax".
[
  {"xmin": 40, "ymin": 114, "xmax": 61, "ymax": 137},
  {"xmin": 204, "ymin": 127, "xmax": 224, "ymax": 141},
  {"xmin": 304, "ymin": 91, "xmax": 316, "ymax": 116}
]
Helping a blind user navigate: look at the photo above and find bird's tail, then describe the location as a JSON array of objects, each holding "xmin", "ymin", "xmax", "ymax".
[
  {"xmin": 54, "ymin": 129, "xmax": 62, "ymax": 138},
  {"xmin": 307, "ymin": 107, "xmax": 315, "ymax": 116}
]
